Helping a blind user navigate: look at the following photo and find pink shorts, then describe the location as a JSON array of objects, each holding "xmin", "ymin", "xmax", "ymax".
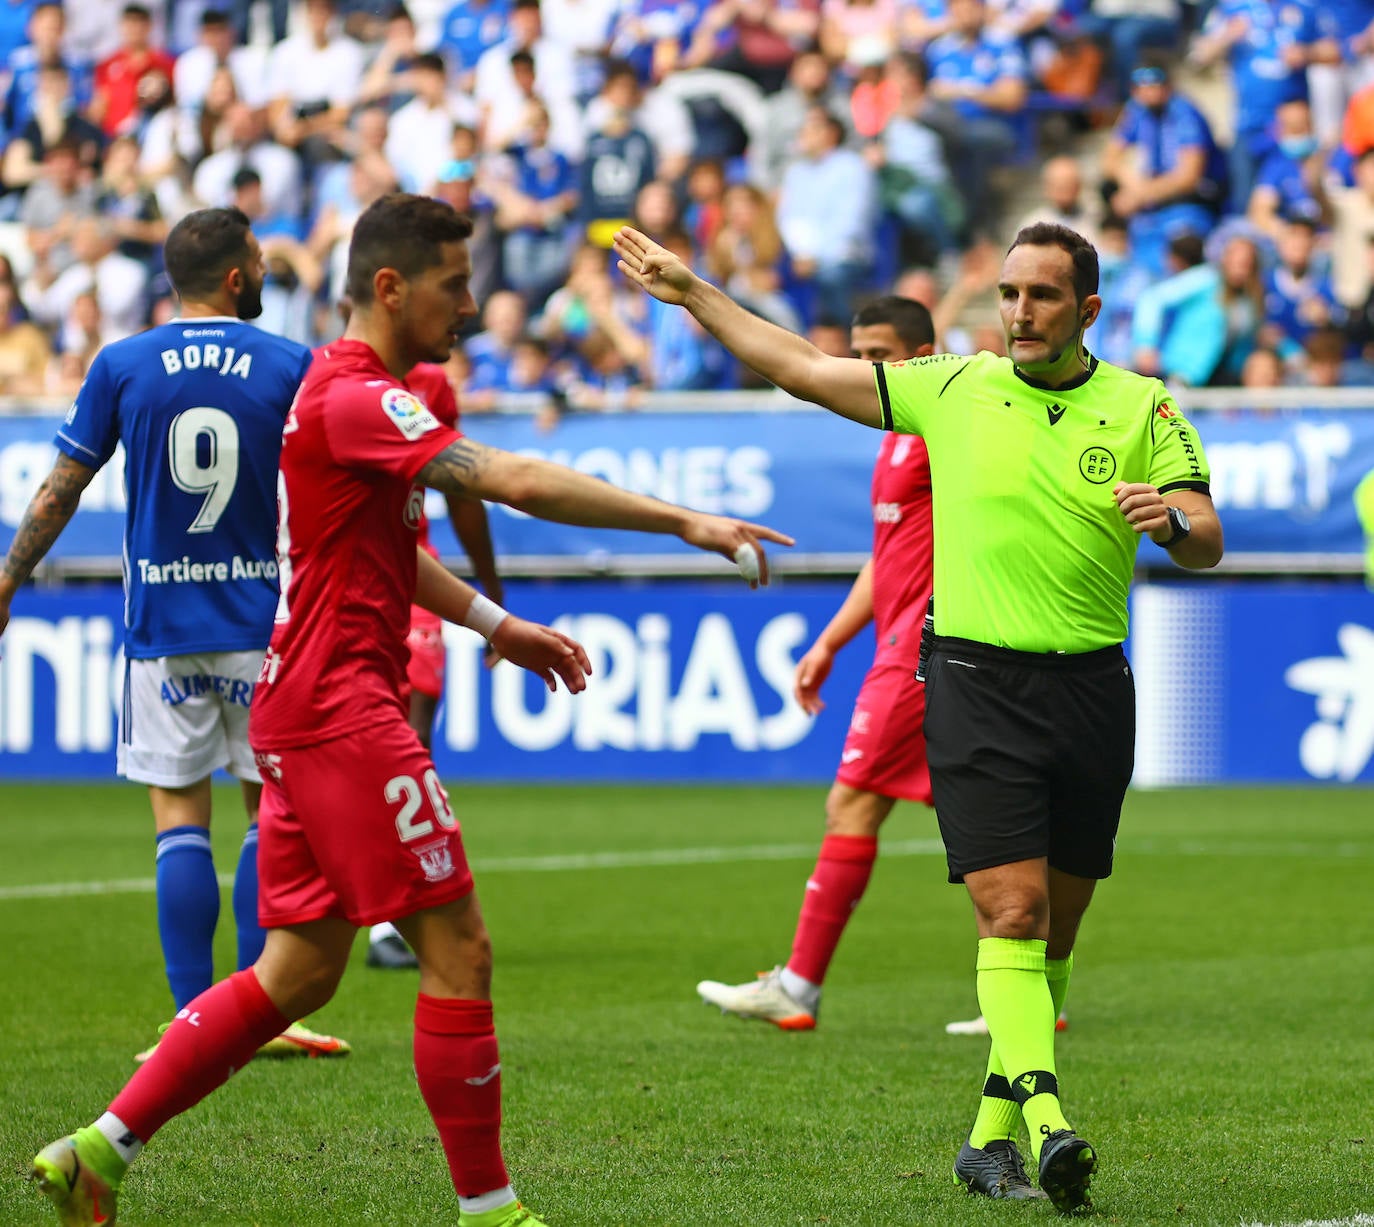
[
  {"xmin": 406, "ymin": 611, "xmax": 445, "ymax": 700},
  {"xmin": 834, "ymin": 659, "xmax": 933, "ymax": 804},
  {"xmin": 254, "ymin": 719, "xmax": 473, "ymax": 928}
]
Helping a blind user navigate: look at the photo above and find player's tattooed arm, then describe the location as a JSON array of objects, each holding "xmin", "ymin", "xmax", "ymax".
[
  {"xmin": 417, "ymin": 438, "xmax": 495, "ymax": 498},
  {"xmin": 0, "ymin": 453, "xmax": 97, "ymax": 598}
]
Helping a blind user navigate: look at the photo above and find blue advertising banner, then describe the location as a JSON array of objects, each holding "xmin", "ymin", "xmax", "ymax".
[
  {"xmin": 2, "ymin": 579, "xmax": 1371, "ymax": 785},
  {"xmin": 3, "ymin": 406, "xmax": 1371, "ymax": 568}
]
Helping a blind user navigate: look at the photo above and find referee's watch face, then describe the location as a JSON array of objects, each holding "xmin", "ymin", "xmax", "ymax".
[{"xmin": 998, "ymin": 244, "xmax": 1100, "ymax": 381}]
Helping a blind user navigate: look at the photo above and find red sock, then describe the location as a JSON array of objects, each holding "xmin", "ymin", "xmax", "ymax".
[
  {"xmin": 109, "ymin": 969, "xmax": 288, "ymax": 1142},
  {"xmin": 414, "ymin": 995, "xmax": 509, "ymax": 1199},
  {"xmin": 787, "ymin": 834, "xmax": 879, "ymax": 985}
]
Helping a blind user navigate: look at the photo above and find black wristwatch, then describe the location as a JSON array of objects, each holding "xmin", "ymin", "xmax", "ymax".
[{"xmin": 1158, "ymin": 505, "xmax": 1191, "ymax": 550}]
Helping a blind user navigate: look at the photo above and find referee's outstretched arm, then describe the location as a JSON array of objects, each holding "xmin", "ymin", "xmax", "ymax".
[{"xmin": 613, "ymin": 226, "xmax": 884, "ymax": 427}]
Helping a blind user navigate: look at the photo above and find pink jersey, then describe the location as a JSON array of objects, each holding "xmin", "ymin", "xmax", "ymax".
[
  {"xmin": 870, "ymin": 431, "xmax": 934, "ymax": 666},
  {"xmin": 251, "ymin": 340, "xmax": 460, "ymax": 749},
  {"xmin": 406, "ymin": 363, "xmax": 461, "ymax": 562}
]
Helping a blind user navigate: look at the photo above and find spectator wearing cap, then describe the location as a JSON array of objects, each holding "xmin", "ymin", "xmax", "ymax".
[
  {"xmin": 438, "ymin": 0, "xmax": 511, "ymax": 90},
  {"xmin": 776, "ymin": 103, "xmax": 877, "ymax": 325},
  {"xmin": 1248, "ymin": 99, "xmax": 1330, "ymax": 241},
  {"xmin": 1262, "ymin": 214, "xmax": 1342, "ymax": 349},
  {"xmin": 431, "ymin": 141, "xmax": 502, "ymax": 304},
  {"xmin": 385, "ymin": 52, "xmax": 480, "ymax": 193},
  {"xmin": 488, "ymin": 97, "xmax": 579, "ymax": 305},
  {"xmin": 266, "ymin": 0, "xmax": 365, "ymax": 167},
  {"xmin": 173, "ymin": 7, "xmax": 269, "ymax": 114},
  {"xmin": 2, "ymin": 3, "xmax": 93, "ymax": 142},
  {"xmin": 924, "ymin": 0, "xmax": 1029, "ymax": 241},
  {"xmin": 192, "ymin": 100, "xmax": 302, "ymax": 220},
  {"xmin": 1191, "ymin": 0, "xmax": 1340, "ymax": 214},
  {"xmin": 474, "ymin": 0, "xmax": 579, "ymax": 155},
  {"xmin": 90, "ymin": 4, "xmax": 177, "ymax": 138},
  {"xmin": 2, "ymin": 61, "xmax": 105, "ymax": 191},
  {"xmin": 1099, "ymin": 55, "xmax": 1226, "ymax": 276}
]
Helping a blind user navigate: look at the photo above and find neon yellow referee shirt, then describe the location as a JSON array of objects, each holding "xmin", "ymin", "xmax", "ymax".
[{"xmin": 875, "ymin": 352, "xmax": 1211, "ymax": 653}]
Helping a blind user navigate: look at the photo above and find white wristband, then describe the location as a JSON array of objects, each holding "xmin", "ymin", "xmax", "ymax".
[{"xmin": 462, "ymin": 592, "xmax": 509, "ymax": 639}]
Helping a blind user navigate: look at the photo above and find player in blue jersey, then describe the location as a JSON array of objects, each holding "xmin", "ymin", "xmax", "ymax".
[{"xmin": 0, "ymin": 207, "xmax": 348, "ymax": 1062}]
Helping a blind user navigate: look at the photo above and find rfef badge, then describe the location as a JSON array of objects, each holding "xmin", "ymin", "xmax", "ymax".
[{"xmin": 381, "ymin": 387, "xmax": 440, "ymax": 439}]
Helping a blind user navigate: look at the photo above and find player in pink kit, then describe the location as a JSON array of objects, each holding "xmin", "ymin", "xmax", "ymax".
[
  {"xmin": 696, "ymin": 297, "xmax": 939, "ymax": 1031},
  {"xmin": 368, "ymin": 360, "xmax": 504, "ymax": 970},
  {"xmin": 30, "ymin": 193, "xmax": 791, "ymax": 1227}
]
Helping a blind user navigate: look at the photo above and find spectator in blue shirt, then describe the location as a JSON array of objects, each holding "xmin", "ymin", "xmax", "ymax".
[
  {"xmin": 2, "ymin": 2, "xmax": 92, "ymax": 141},
  {"xmin": 1263, "ymin": 214, "xmax": 1343, "ymax": 348},
  {"xmin": 0, "ymin": 0, "xmax": 35, "ymax": 69},
  {"xmin": 924, "ymin": 0, "xmax": 1029, "ymax": 241},
  {"xmin": 439, "ymin": 0, "xmax": 511, "ymax": 87},
  {"xmin": 578, "ymin": 66, "xmax": 657, "ymax": 244},
  {"xmin": 777, "ymin": 103, "xmax": 878, "ymax": 324},
  {"xmin": 645, "ymin": 227, "xmax": 734, "ymax": 389},
  {"xmin": 610, "ymin": 0, "xmax": 704, "ymax": 83},
  {"xmin": 1088, "ymin": 214, "xmax": 1155, "ymax": 366},
  {"xmin": 1099, "ymin": 56, "xmax": 1226, "ymax": 276},
  {"xmin": 490, "ymin": 97, "xmax": 580, "ymax": 307},
  {"xmin": 1248, "ymin": 99, "xmax": 1330, "ymax": 241},
  {"xmin": 465, "ymin": 287, "xmax": 528, "ymax": 410},
  {"xmin": 1192, "ymin": 0, "xmax": 1340, "ymax": 212}
]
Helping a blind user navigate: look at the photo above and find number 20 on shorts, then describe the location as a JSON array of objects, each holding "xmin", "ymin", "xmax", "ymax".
[{"xmin": 386, "ymin": 770, "xmax": 456, "ymax": 844}]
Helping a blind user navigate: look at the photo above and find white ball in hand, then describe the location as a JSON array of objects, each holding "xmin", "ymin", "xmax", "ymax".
[{"xmin": 734, "ymin": 543, "xmax": 761, "ymax": 585}]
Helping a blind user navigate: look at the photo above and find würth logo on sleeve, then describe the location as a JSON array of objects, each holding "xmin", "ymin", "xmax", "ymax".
[{"xmin": 381, "ymin": 387, "xmax": 440, "ymax": 439}]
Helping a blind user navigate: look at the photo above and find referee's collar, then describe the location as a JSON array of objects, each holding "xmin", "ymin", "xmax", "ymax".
[{"xmin": 1013, "ymin": 354, "xmax": 1099, "ymax": 392}]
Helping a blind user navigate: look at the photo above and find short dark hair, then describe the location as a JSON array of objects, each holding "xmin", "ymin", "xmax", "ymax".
[
  {"xmin": 851, "ymin": 295, "xmax": 935, "ymax": 351},
  {"xmin": 163, "ymin": 207, "xmax": 254, "ymax": 300},
  {"xmin": 1008, "ymin": 221, "xmax": 1099, "ymax": 302},
  {"xmin": 510, "ymin": 48, "xmax": 535, "ymax": 70},
  {"xmin": 230, "ymin": 166, "xmax": 262, "ymax": 190},
  {"xmin": 346, "ymin": 193, "xmax": 474, "ymax": 305},
  {"xmin": 122, "ymin": 3, "xmax": 153, "ymax": 20},
  {"xmin": 1167, "ymin": 231, "xmax": 1206, "ymax": 268},
  {"xmin": 412, "ymin": 51, "xmax": 446, "ymax": 74},
  {"xmin": 201, "ymin": 8, "xmax": 231, "ymax": 26}
]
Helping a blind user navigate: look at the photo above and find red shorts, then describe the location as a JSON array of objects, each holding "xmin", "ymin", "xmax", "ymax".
[
  {"xmin": 406, "ymin": 608, "xmax": 445, "ymax": 700},
  {"xmin": 254, "ymin": 719, "xmax": 473, "ymax": 928},
  {"xmin": 834, "ymin": 658, "xmax": 933, "ymax": 804}
]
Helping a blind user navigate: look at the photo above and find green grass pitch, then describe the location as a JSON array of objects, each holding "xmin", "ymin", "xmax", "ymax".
[{"xmin": 1, "ymin": 781, "xmax": 1371, "ymax": 1226}]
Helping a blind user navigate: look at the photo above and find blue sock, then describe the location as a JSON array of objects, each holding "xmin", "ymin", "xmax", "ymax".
[
  {"xmin": 233, "ymin": 822, "xmax": 266, "ymax": 970},
  {"xmin": 154, "ymin": 825, "xmax": 219, "ymax": 1011}
]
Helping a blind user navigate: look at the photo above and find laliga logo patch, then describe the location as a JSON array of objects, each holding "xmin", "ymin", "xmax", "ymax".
[
  {"xmin": 381, "ymin": 386, "xmax": 439, "ymax": 440},
  {"xmin": 404, "ymin": 485, "xmax": 425, "ymax": 529}
]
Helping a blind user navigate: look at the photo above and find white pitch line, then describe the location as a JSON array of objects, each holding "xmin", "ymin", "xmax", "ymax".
[
  {"xmin": 1242, "ymin": 1216, "xmax": 1374, "ymax": 1227},
  {"xmin": 0, "ymin": 835, "xmax": 1371, "ymax": 903}
]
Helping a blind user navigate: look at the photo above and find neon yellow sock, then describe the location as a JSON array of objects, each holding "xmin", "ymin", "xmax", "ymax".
[
  {"xmin": 967, "ymin": 1055, "xmax": 1021, "ymax": 1148},
  {"xmin": 976, "ymin": 937, "xmax": 1068, "ymax": 1162},
  {"xmin": 1046, "ymin": 952, "xmax": 1074, "ymax": 1019}
]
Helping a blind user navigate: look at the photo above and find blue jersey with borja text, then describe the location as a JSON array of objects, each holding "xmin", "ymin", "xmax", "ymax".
[{"xmin": 55, "ymin": 317, "xmax": 312, "ymax": 659}]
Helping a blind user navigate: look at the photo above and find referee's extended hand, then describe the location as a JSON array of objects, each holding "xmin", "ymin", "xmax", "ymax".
[
  {"xmin": 490, "ymin": 616, "xmax": 593, "ymax": 694},
  {"xmin": 679, "ymin": 512, "xmax": 795, "ymax": 589},
  {"xmin": 612, "ymin": 226, "xmax": 696, "ymax": 305},
  {"xmin": 1113, "ymin": 481, "xmax": 1170, "ymax": 541}
]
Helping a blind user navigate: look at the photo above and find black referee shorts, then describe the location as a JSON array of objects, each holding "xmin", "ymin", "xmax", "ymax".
[{"xmin": 922, "ymin": 636, "xmax": 1135, "ymax": 884}]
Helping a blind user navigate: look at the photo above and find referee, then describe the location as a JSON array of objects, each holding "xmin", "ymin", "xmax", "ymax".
[{"xmin": 612, "ymin": 220, "xmax": 1223, "ymax": 1212}]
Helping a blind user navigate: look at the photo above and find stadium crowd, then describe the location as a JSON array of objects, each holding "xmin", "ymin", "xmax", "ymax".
[{"xmin": 1, "ymin": 0, "xmax": 1373, "ymax": 405}]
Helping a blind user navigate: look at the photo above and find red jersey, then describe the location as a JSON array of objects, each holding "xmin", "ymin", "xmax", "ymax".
[
  {"xmin": 94, "ymin": 48, "xmax": 177, "ymax": 136},
  {"xmin": 406, "ymin": 363, "xmax": 461, "ymax": 561},
  {"xmin": 870, "ymin": 431, "xmax": 934, "ymax": 666},
  {"xmin": 251, "ymin": 340, "xmax": 460, "ymax": 749}
]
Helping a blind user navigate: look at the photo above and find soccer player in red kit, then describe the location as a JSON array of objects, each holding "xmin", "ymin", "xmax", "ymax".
[
  {"xmin": 696, "ymin": 297, "xmax": 939, "ymax": 1031},
  {"xmin": 30, "ymin": 193, "xmax": 791, "ymax": 1227},
  {"xmin": 368, "ymin": 360, "xmax": 504, "ymax": 971}
]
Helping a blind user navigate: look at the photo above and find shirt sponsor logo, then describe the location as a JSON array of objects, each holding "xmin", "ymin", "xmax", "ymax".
[
  {"xmin": 404, "ymin": 486, "xmax": 424, "ymax": 529},
  {"xmin": 382, "ymin": 387, "xmax": 440, "ymax": 439},
  {"xmin": 160, "ymin": 673, "xmax": 254, "ymax": 708},
  {"xmin": 1079, "ymin": 446, "xmax": 1116, "ymax": 484},
  {"xmin": 135, "ymin": 555, "xmax": 278, "ymax": 585},
  {"xmin": 874, "ymin": 502, "xmax": 903, "ymax": 524}
]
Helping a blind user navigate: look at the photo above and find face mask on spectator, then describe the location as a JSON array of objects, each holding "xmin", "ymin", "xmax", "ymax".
[{"xmin": 1278, "ymin": 135, "xmax": 1318, "ymax": 160}]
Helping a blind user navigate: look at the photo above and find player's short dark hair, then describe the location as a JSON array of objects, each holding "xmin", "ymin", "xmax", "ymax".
[
  {"xmin": 163, "ymin": 207, "xmax": 254, "ymax": 300},
  {"xmin": 346, "ymin": 192, "xmax": 474, "ymax": 305},
  {"xmin": 851, "ymin": 295, "xmax": 935, "ymax": 351},
  {"xmin": 1008, "ymin": 221, "xmax": 1099, "ymax": 302}
]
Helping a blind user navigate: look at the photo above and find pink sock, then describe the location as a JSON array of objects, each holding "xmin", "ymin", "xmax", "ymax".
[
  {"xmin": 414, "ymin": 995, "xmax": 509, "ymax": 1199},
  {"xmin": 787, "ymin": 834, "xmax": 878, "ymax": 984},
  {"xmin": 109, "ymin": 969, "xmax": 288, "ymax": 1142}
]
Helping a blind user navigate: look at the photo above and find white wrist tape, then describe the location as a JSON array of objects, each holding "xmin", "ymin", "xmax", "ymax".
[{"xmin": 462, "ymin": 593, "xmax": 509, "ymax": 639}]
